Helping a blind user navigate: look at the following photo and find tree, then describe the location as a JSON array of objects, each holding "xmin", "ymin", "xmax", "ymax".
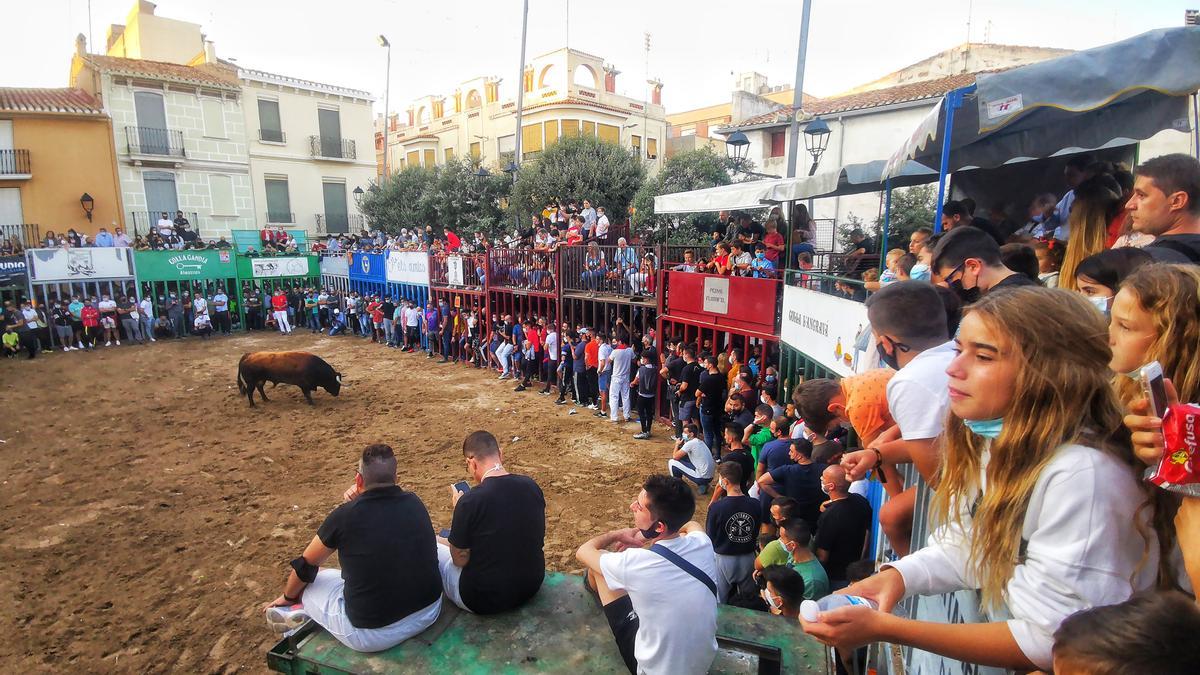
[
  {"xmin": 631, "ymin": 145, "xmax": 739, "ymax": 244},
  {"xmin": 421, "ymin": 157, "xmax": 513, "ymax": 239},
  {"xmin": 509, "ymin": 135, "xmax": 646, "ymax": 231},
  {"xmin": 359, "ymin": 165, "xmax": 436, "ymax": 234},
  {"xmin": 835, "ymin": 184, "xmax": 936, "ymax": 253}
]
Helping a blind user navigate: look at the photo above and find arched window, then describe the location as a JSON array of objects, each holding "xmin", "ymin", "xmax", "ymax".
[
  {"xmin": 572, "ymin": 64, "xmax": 598, "ymax": 89},
  {"xmin": 417, "ymin": 106, "xmax": 430, "ymax": 125},
  {"xmin": 538, "ymin": 65, "xmax": 555, "ymax": 89}
]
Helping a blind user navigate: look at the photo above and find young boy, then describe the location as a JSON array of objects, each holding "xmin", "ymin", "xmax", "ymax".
[
  {"xmin": 631, "ymin": 350, "xmax": 658, "ymax": 439},
  {"xmin": 753, "ymin": 518, "xmax": 828, "ymax": 601},
  {"xmin": 193, "ymin": 311, "xmax": 213, "ymax": 339},
  {"xmin": 1051, "ymin": 592, "xmax": 1200, "ymax": 675},
  {"xmin": 2, "ymin": 325, "xmax": 18, "ymax": 357}
]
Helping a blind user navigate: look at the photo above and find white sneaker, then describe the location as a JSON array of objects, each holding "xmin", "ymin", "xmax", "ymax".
[
  {"xmin": 62, "ymin": 347, "xmax": 69, "ymax": 352},
  {"xmin": 265, "ymin": 604, "xmax": 309, "ymax": 633},
  {"xmin": 150, "ymin": 337, "xmax": 157, "ymax": 342},
  {"xmin": 115, "ymin": 340, "xmax": 121, "ymax": 346},
  {"xmin": 105, "ymin": 341, "xmax": 111, "ymax": 347},
  {"xmin": 76, "ymin": 342, "xmax": 83, "ymax": 349}
]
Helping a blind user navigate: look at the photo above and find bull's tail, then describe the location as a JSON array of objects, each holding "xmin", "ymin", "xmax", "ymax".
[{"xmin": 237, "ymin": 353, "xmax": 249, "ymax": 394}]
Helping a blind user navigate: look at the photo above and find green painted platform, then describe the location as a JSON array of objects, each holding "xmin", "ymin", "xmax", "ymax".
[{"xmin": 267, "ymin": 572, "xmax": 830, "ymax": 674}]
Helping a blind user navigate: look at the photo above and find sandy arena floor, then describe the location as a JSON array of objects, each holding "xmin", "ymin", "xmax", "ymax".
[{"xmin": 0, "ymin": 330, "xmax": 701, "ymax": 673}]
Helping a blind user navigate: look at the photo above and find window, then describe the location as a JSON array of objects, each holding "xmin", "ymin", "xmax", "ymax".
[
  {"xmin": 133, "ymin": 91, "xmax": 168, "ymax": 154},
  {"xmin": 582, "ymin": 121, "xmax": 597, "ymax": 137},
  {"xmin": 498, "ymin": 134, "xmax": 515, "ymax": 155},
  {"xmin": 469, "ymin": 142, "xmax": 481, "ymax": 160},
  {"xmin": 769, "ymin": 131, "xmax": 786, "ymax": 158},
  {"xmin": 258, "ymin": 98, "xmax": 283, "ymax": 143},
  {"xmin": 561, "ymin": 119, "xmax": 581, "ymax": 137},
  {"xmin": 679, "ymin": 126, "xmax": 696, "ymax": 137},
  {"xmin": 209, "ymin": 174, "xmax": 235, "ymax": 215},
  {"xmin": 544, "ymin": 120, "xmax": 560, "ymax": 147},
  {"xmin": 322, "ymin": 181, "xmax": 349, "ymax": 234},
  {"xmin": 631, "ymin": 134, "xmax": 642, "ymax": 154},
  {"xmin": 406, "ymin": 150, "xmax": 420, "ymax": 167},
  {"xmin": 201, "ymin": 98, "xmax": 226, "ymax": 138},
  {"xmin": 423, "ymin": 149, "xmax": 435, "ymax": 167},
  {"xmin": 647, "ymin": 138, "xmax": 658, "ymax": 159},
  {"xmin": 521, "ymin": 124, "xmax": 542, "ymax": 158},
  {"xmin": 444, "ymin": 147, "xmax": 455, "ymax": 163},
  {"xmin": 317, "ymin": 108, "xmax": 342, "ymax": 157},
  {"xmin": 264, "ymin": 177, "xmax": 291, "ymax": 223},
  {"xmin": 597, "ymin": 123, "xmax": 618, "ymax": 143}
]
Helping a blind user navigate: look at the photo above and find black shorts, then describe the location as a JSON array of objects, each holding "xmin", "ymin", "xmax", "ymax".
[{"xmin": 602, "ymin": 595, "xmax": 639, "ymax": 675}]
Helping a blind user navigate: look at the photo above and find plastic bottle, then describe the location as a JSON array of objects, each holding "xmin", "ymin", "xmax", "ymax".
[{"xmin": 799, "ymin": 595, "xmax": 879, "ymax": 622}]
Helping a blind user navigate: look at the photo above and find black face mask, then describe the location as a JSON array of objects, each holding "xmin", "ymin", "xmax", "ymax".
[
  {"xmin": 948, "ymin": 277, "xmax": 981, "ymax": 304},
  {"xmin": 876, "ymin": 336, "xmax": 911, "ymax": 371},
  {"xmin": 639, "ymin": 520, "xmax": 662, "ymax": 540}
]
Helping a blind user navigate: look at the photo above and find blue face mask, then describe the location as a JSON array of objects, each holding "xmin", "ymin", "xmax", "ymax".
[
  {"xmin": 964, "ymin": 417, "xmax": 1004, "ymax": 439},
  {"xmin": 909, "ymin": 262, "xmax": 931, "ymax": 281}
]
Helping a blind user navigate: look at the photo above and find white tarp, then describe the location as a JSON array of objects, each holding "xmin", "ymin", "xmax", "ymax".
[
  {"xmin": 386, "ymin": 251, "xmax": 430, "ymax": 286},
  {"xmin": 653, "ymin": 178, "xmax": 791, "ymax": 214},
  {"xmin": 250, "ymin": 257, "xmax": 310, "ymax": 278},
  {"xmin": 780, "ymin": 285, "xmax": 871, "ymax": 377},
  {"xmin": 319, "ymin": 254, "xmax": 349, "ymax": 278},
  {"xmin": 27, "ymin": 247, "xmax": 133, "ymax": 281}
]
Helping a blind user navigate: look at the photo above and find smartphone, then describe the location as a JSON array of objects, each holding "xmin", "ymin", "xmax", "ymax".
[
  {"xmin": 1140, "ymin": 361, "xmax": 1169, "ymax": 418},
  {"xmin": 452, "ymin": 481, "xmax": 471, "ymax": 495}
]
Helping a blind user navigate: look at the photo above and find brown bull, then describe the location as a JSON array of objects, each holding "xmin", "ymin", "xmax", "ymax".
[{"xmin": 237, "ymin": 351, "xmax": 343, "ymax": 407}]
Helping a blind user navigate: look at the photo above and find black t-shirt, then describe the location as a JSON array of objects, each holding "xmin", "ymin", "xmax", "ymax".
[
  {"xmin": 316, "ymin": 486, "xmax": 441, "ymax": 629},
  {"xmin": 814, "ymin": 494, "xmax": 872, "ymax": 582},
  {"xmin": 1145, "ymin": 234, "xmax": 1200, "ymax": 264},
  {"xmin": 698, "ymin": 371, "xmax": 726, "ymax": 414},
  {"xmin": 679, "ymin": 361, "xmax": 703, "ymax": 396},
  {"xmin": 665, "ymin": 354, "xmax": 684, "ymax": 384},
  {"xmin": 718, "ymin": 449, "xmax": 755, "ymax": 493},
  {"xmin": 449, "ymin": 474, "xmax": 546, "ymax": 614},
  {"xmin": 770, "ymin": 462, "xmax": 828, "ymax": 530},
  {"xmin": 990, "ymin": 272, "xmax": 1040, "ymax": 293},
  {"xmin": 728, "ymin": 408, "xmax": 754, "ymax": 430},
  {"xmin": 52, "ymin": 307, "xmax": 72, "ymax": 326},
  {"xmin": 737, "ymin": 222, "xmax": 765, "ymax": 241},
  {"xmin": 380, "ymin": 301, "xmax": 396, "ymax": 318},
  {"xmin": 705, "ymin": 494, "xmax": 761, "ymax": 556}
]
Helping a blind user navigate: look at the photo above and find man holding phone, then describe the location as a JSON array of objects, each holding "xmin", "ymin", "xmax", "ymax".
[{"xmin": 437, "ymin": 431, "xmax": 546, "ymax": 614}]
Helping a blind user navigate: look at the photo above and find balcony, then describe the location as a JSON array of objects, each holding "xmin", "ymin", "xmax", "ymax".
[
  {"xmin": 314, "ymin": 213, "xmax": 363, "ymax": 235},
  {"xmin": 0, "ymin": 223, "xmax": 39, "ymax": 249},
  {"xmin": 129, "ymin": 211, "xmax": 199, "ymax": 238},
  {"xmin": 308, "ymin": 135, "xmax": 356, "ymax": 160},
  {"xmin": 0, "ymin": 149, "xmax": 31, "ymax": 178},
  {"xmin": 125, "ymin": 126, "xmax": 186, "ymax": 159},
  {"xmin": 266, "ymin": 211, "xmax": 296, "ymax": 225},
  {"xmin": 258, "ymin": 128, "xmax": 286, "ymax": 144}
]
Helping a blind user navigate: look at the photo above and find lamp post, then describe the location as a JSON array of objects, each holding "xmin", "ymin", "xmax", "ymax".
[
  {"xmin": 378, "ymin": 35, "xmax": 392, "ymax": 182},
  {"xmin": 80, "ymin": 193, "xmax": 95, "ymax": 222},
  {"xmin": 801, "ymin": 117, "xmax": 831, "ymax": 176},
  {"xmin": 723, "ymin": 130, "xmax": 781, "ymax": 180}
]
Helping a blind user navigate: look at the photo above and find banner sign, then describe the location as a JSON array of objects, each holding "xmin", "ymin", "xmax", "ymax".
[
  {"xmin": 385, "ymin": 251, "xmax": 430, "ymax": 286},
  {"xmin": 244, "ymin": 256, "xmax": 316, "ymax": 279},
  {"xmin": 780, "ymin": 285, "xmax": 871, "ymax": 377},
  {"xmin": 134, "ymin": 250, "xmax": 234, "ymax": 281},
  {"xmin": 701, "ymin": 277, "xmax": 729, "ymax": 314},
  {"xmin": 0, "ymin": 255, "xmax": 28, "ymax": 287},
  {"xmin": 319, "ymin": 254, "xmax": 349, "ymax": 278},
  {"xmin": 27, "ymin": 247, "xmax": 134, "ymax": 281},
  {"xmin": 661, "ymin": 271, "xmax": 779, "ymax": 334},
  {"xmin": 349, "ymin": 251, "xmax": 386, "ymax": 283},
  {"xmin": 446, "ymin": 255, "xmax": 465, "ymax": 286}
]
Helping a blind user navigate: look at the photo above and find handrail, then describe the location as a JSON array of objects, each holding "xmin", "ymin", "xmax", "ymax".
[
  {"xmin": 487, "ymin": 248, "xmax": 558, "ymax": 293},
  {"xmin": 560, "ymin": 244, "xmax": 657, "ymax": 298}
]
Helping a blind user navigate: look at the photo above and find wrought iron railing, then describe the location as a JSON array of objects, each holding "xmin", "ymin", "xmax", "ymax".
[
  {"xmin": 0, "ymin": 149, "xmax": 31, "ymax": 176},
  {"xmin": 129, "ymin": 211, "xmax": 199, "ymax": 238},
  {"xmin": 487, "ymin": 248, "xmax": 558, "ymax": 293},
  {"xmin": 560, "ymin": 244, "xmax": 657, "ymax": 299},
  {"xmin": 308, "ymin": 135, "xmax": 356, "ymax": 160},
  {"xmin": 125, "ymin": 126, "xmax": 186, "ymax": 157}
]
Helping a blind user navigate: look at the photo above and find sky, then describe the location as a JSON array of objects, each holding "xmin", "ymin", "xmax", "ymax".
[{"xmin": 0, "ymin": 0, "xmax": 1192, "ymax": 116}]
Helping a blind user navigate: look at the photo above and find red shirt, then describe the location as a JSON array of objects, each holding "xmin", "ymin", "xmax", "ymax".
[
  {"xmin": 271, "ymin": 294, "xmax": 288, "ymax": 311},
  {"xmin": 527, "ymin": 327, "xmax": 541, "ymax": 352},
  {"xmin": 584, "ymin": 340, "xmax": 600, "ymax": 368},
  {"xmin": 81, "ymin": 305, "xmax": 100, "ymax": 328},
  {"xmin": 446, "ymin": 231, "xmax": 462, "ymax": 251},
  {"xmin": 367, "ymin": 302, "xmax": 384, "ymax": 323},
  {"xmin": 763, "ymin": 231, "xmax": 785, "ymax": 263}
]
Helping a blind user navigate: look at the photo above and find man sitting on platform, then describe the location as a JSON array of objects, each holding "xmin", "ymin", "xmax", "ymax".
[
  {"xmin": 262, "ymin": 444, "xmax": 442, "ymax": 652},
  {"xmin": 576, "ymin": 474, "xmax": 719, "ymax": 675},
  {"xmin": 438, "ymin": 431, "xmax": 546, "ymax": 614}
]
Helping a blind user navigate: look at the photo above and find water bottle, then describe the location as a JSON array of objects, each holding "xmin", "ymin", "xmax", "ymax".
[{"xmin": 800, "ymin": 595, "xmax": 879, "ymax": 622}]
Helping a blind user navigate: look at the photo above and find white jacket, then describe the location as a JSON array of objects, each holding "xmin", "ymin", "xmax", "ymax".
[{"xmin": 889, "ymin": 443, "xmax": 1158, "ymax": 671}]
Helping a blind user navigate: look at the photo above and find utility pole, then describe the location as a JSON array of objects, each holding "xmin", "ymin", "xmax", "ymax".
[
  {"xmin": 378, "ymin": 35, "xmax": 392, "ymax": 181},
  {"xmin": 512, "ymin": 0, "xmax": 530, "ymax": 229},
  {"xmin": 784, "ymin": 0, "xmax": 813, "ymax": 180}
]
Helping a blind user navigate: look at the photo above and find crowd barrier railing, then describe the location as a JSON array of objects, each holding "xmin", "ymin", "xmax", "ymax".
[
  {"xmin": 560, "ymin": 244, "xmax": 658, "ymax": 301},
  {"xmin": 486, "ymin": 248, "xmax": 559, "ymax": 295}
]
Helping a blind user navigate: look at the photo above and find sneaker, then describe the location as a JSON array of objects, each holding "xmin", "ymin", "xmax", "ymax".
[
  {"xmin": 594, "ymin": 411, "xmax": 607, "ymax": 418},
  {"xmin": 150, "ymin": 337, "xmax": 157, "ymax": 342},
  {"xmin": 633, "ymin": 432, "xmax": 650, "ymax": 440},
  {"xmin": 555, "ymin": 399, "xmax": 567, "ymax": 405},
  {"xmin": 586, "ymin": 404, "xmax": 598, "ymax": 410},
  {"xmin": 62, "ymin": 347, "xmax": 69, "ymax": 352},
  {"xmin": 115, "ymin": 340, "xmax": 121, "ymax": 346},
  {"xmin": 514, "ymin": 384, "xmax": 527, "ymax": 392},
  {"xmin": 76, "ymin": 342, "xmax": 83, "ymax": 349},
  {"xmin": 499, "ymin": 374, "xmax": 510, "ymax": 380},
  {"xmin": 265, "ymin": 604, "xmax": 309, "ymax": 633},
  {"xmin": 105, "ymin": 341, "xmax": 112, "ymax": 347},
  {"xmin": 609, "ymin": 418, "xmax": 619, "ymax": 423}
]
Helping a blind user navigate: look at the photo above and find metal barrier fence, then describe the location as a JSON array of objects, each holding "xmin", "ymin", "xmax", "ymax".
[
  {"xmin": 487, "ymin": 290, "xmax": 559, "ymax": 330},
  {"xmin": 560, "ymin": 244, "xmax": 657, "ymax": 300},
  {"xmin": 429, "ymin": 253, "xmax": 486, "ymax": 289},
  {"xmin": 561, "ymin": 297, "xmax": 657, "ymax": 343},
  {"xmin": 487, "ymin": 248, "xmax": 558, "ymax": 294},
  {"xmin": 29, "ymin": 278, "xmax": 138, "ymax": 348}
]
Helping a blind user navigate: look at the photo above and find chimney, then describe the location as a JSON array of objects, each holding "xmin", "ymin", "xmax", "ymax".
[
  {"xmin": 75, "ymin": 33, "xmax": 87, "ymax": 57},
  {"xmin": 603, "ymin": 64, "xmax": 620, "ymax": 93},
  {"xmin": 106, "ymin": 24, "xmax": 125, "ymax": 53},
  {"xmin": 649, "ymin": 79, "xmax": 663, "ymax": 106},
  {"xmin": 203, "ymin": 40, "xmax": 217, "ymax": 64}
]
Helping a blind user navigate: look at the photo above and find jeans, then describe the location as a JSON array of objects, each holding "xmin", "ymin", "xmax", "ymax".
[
  {"xmin": 700, "ymin": 410, "xmax": 722, "ymax": 458},
  {"xmin": 382, "ymin": 318, "xmax": 394, "ymax": 343},
  {"xmin": 214, "ymin": 311, "xmax": 231, "ymax": 334},
  {"xmin": 496, "ymin": 343, "xmax": 515, "ymax": 375},
  {"xmin": 121, "ymin": 318, "xmax": 143, "ymax": 343},
  {"xmin": 636, "ymin": 395, "xmax": 656, "ymax": 433},
  {"xmin": 141, "ymin": 316, "xmax": 156, "ymax": 339},
  {"xmin": 169, "ymin": 313, "xmax": 185, "ymax": 337}
]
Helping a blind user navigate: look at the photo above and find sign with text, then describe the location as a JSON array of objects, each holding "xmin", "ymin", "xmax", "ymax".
[
  {"xmin": 134, "ymin": 250, "xmax": 235, "ymax": 281},
  {"xmin": 446, "ymin": 255, "xmax": 465, "ymax": 286},
  {"xmin": 780, "ymin": 285, "xmax": 871, "ymax": 377},
  {"xmin": 349, "ymin": 251, "xmax": 386, "ymax": 283},
  {"xmin": 701, "ymin": 276, "xmax": 729, "ymax": 314},
  {"xmin": 27, "ymin": 247, "xmax": 134, "ymax": 281},
  {"xmin": 0, "ymin": 255, "xmax": 28, "ymax": 287},
  {"xmin": 249, "ymin": 256, "xmax": 312, "ymax": 279},
  {"xmin": 319, "ymin": 254, "xmax": 349, "ymax": 278},
  {"xmin": 385, "ymin": 251, "xmax": 430, "ymax": 286}
]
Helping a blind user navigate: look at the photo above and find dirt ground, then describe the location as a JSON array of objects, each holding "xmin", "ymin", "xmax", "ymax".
[{"xmin": 0, "ymin": 331, "xmax": 704, "ymax": 673}]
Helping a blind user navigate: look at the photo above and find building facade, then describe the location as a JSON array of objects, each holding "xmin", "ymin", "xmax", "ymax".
[
  {"xmin": 664, "ymin": 72, "xmax": 805, "ymax": 158},
  {"xmin": 0, "ymin": 87, "xmax": 126, "ymax": 245},
  {"xmin": 378, "ymin": 48, "xmax": 667, "ymax": 176},
  {"xmin": 235, "ymin": 68, "xmax": 375, "ymax": 236}
]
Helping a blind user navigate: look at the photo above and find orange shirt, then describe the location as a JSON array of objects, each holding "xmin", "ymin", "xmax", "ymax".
[
  {"xmin": 840, "ymin": 368, "xmax": 896, "ymax": 445},
  {"xmin": 584, "ymin": 340, "xmax": 600, "ymax": 368}
]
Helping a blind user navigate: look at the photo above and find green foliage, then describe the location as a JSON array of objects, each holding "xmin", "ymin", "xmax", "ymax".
[
  {"xmin": 509, "ymin": 135, "xmax": 646, "ymax": 229},
  {"xmin": 834, "ymin": 184, "xmax": 936, "ymax": 252},
  {"xmin": 358, "ymin": 159, "xmax": 513, "ymax": 237},
  {"xmin": 359, "ymin": 165, "xmax": 436, "ymax": 234},
  {"xmin": 631, "ymin": 145, "xmax": 740, "ymax": 244}
]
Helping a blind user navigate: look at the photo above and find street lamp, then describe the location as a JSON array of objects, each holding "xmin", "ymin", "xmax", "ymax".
[
  {"xmin": 503, "ymin": 161, "xmax": 519, "ymax": 175},
  {"xmin": 79, "ymin": 193, "xmax": 95, "ymax": 221},
  {"xmin": 802, "ymin": 116, "xmax": 831, "ymax": 176},
  {"xmin": 725, "ymin": 130, "xmax": 750, "ymax": 167},
  {"xmin": 474, "ymin": 167, "xmax": 491, "ymax": 178},
  {"xmin": 378, "ymin": 35, "xmax": 392, "ymax": 181}
]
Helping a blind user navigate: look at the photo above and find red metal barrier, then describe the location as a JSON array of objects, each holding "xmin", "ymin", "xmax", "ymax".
[
  {"xmin": 486, "ymin": 290, "xmax": 559, "ymax": 329},
  {"xmin": 659, "ymin": 269, "xmax": 782, "ymax": 336},
  {"xmin": 430, "ymin": 252, "xmax": 487, "ymax": 289},
  {"xmin": 561, "ymin": 296, "xmax": 657, "ymax": 341},
  {"xmin": 486, "ymin": 248, "xmax": 559, "ymax": 294}
]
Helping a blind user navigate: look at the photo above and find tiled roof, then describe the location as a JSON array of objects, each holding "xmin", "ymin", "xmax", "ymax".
[
  {"xmin": 726, "ymin": 71, "xmax": 987, "ymax": 130},
  {"xmin": 83, "ymin": 54, "xmax": 239, "ymax": 89},
  {"xmin": 0, "ymin": 87, "xmax": 104, "ymax": 115}
]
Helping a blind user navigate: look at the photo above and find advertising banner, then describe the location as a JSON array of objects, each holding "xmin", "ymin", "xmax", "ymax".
[
  {"xmin": 27, "ymin": 247, "xmax": 134, "ymax": 281},
  {"xmin": 0, "ymin": 255, "xmax": 28, "ymax": 287},
  {"xmin": 780, "ymin": 285, "xmax": 871, "ymax": 377},
  {"xmin": 244, "ymin": 256, "xmax": 317, "ymax": 279},
  {"xmin": 134, "ymin": 250, "xmax": 235, "ymax": 281},
  {"xmin": 385, "ymin": 251, "xmax": 430, "ymax": 286},
  {"xmin": 349, "ymin": 251, "xmax": 386, "ymax": 283},
  {"xmin": 661, "ymin": 271, "xmax": 779, "ymax": 334}
]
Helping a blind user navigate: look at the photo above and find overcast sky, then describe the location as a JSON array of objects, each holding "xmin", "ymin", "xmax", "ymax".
[{"xmin": 1, "ymin": 0, "xmax": 1192, "ymax": 115}]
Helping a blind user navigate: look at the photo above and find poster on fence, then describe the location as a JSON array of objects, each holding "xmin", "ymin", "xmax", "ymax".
[
  {"xmin": 27, "ymin": 247, "xmax": 134, "ymax": 281},
  {"xmin": 319, "ymin": 254, "xmax": 349, "ymax": 278},
  {"xmin": 386, "ymin": 251, "xmax": 430, "ymax": 286},
  {"xmin": 250, "ymin": 256, "xmax": 311, "ymax": 278},
  {"xmin": 0, "ymin": 255, "xmax": 28, "ymax": 287},
  {"xmin": 446, "ymin": 255, "xmax": 465, "ymax": 286},
  {"xmin": 780, "ymin": 284, "xmax": 871, "ymax": 378}
]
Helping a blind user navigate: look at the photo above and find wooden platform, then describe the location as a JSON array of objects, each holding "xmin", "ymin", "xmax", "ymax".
[{"xmin": 267, "ymin": 572, "xmax": 829, "ymax": 674}]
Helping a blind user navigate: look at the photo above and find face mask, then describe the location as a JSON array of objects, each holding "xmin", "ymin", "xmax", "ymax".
[
  {"xmin": 761, "ymin": 588, "xmax": 781, "ymax": 611},
  {"xmin": 876, "ymin": 341, "xmax": 901, "ymax": 370},
  {"xmin": 948, "ymin": 277, "xmax": 981, "ymax": 304},
  {"xmin": 755, "ymin": 252, "xmax": 765, "ymax": 259},
  {"xmin": 639, "ymin": 520, "xmax": 661, "ymax": 540},
  {"xmin": 820, "ymin": 482, "xmax": 831, "ymax": 495},
  {"xmin": 1087, "ymin": 295, "xmax": 1111, "ymax": 316},
  {"xmin": 909, "ymin": 262, "xmax": 930, "ymax": 280},
  {"xmin": 964, "ymin": 417, "xmax": 1004, "ymax": 439}
]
